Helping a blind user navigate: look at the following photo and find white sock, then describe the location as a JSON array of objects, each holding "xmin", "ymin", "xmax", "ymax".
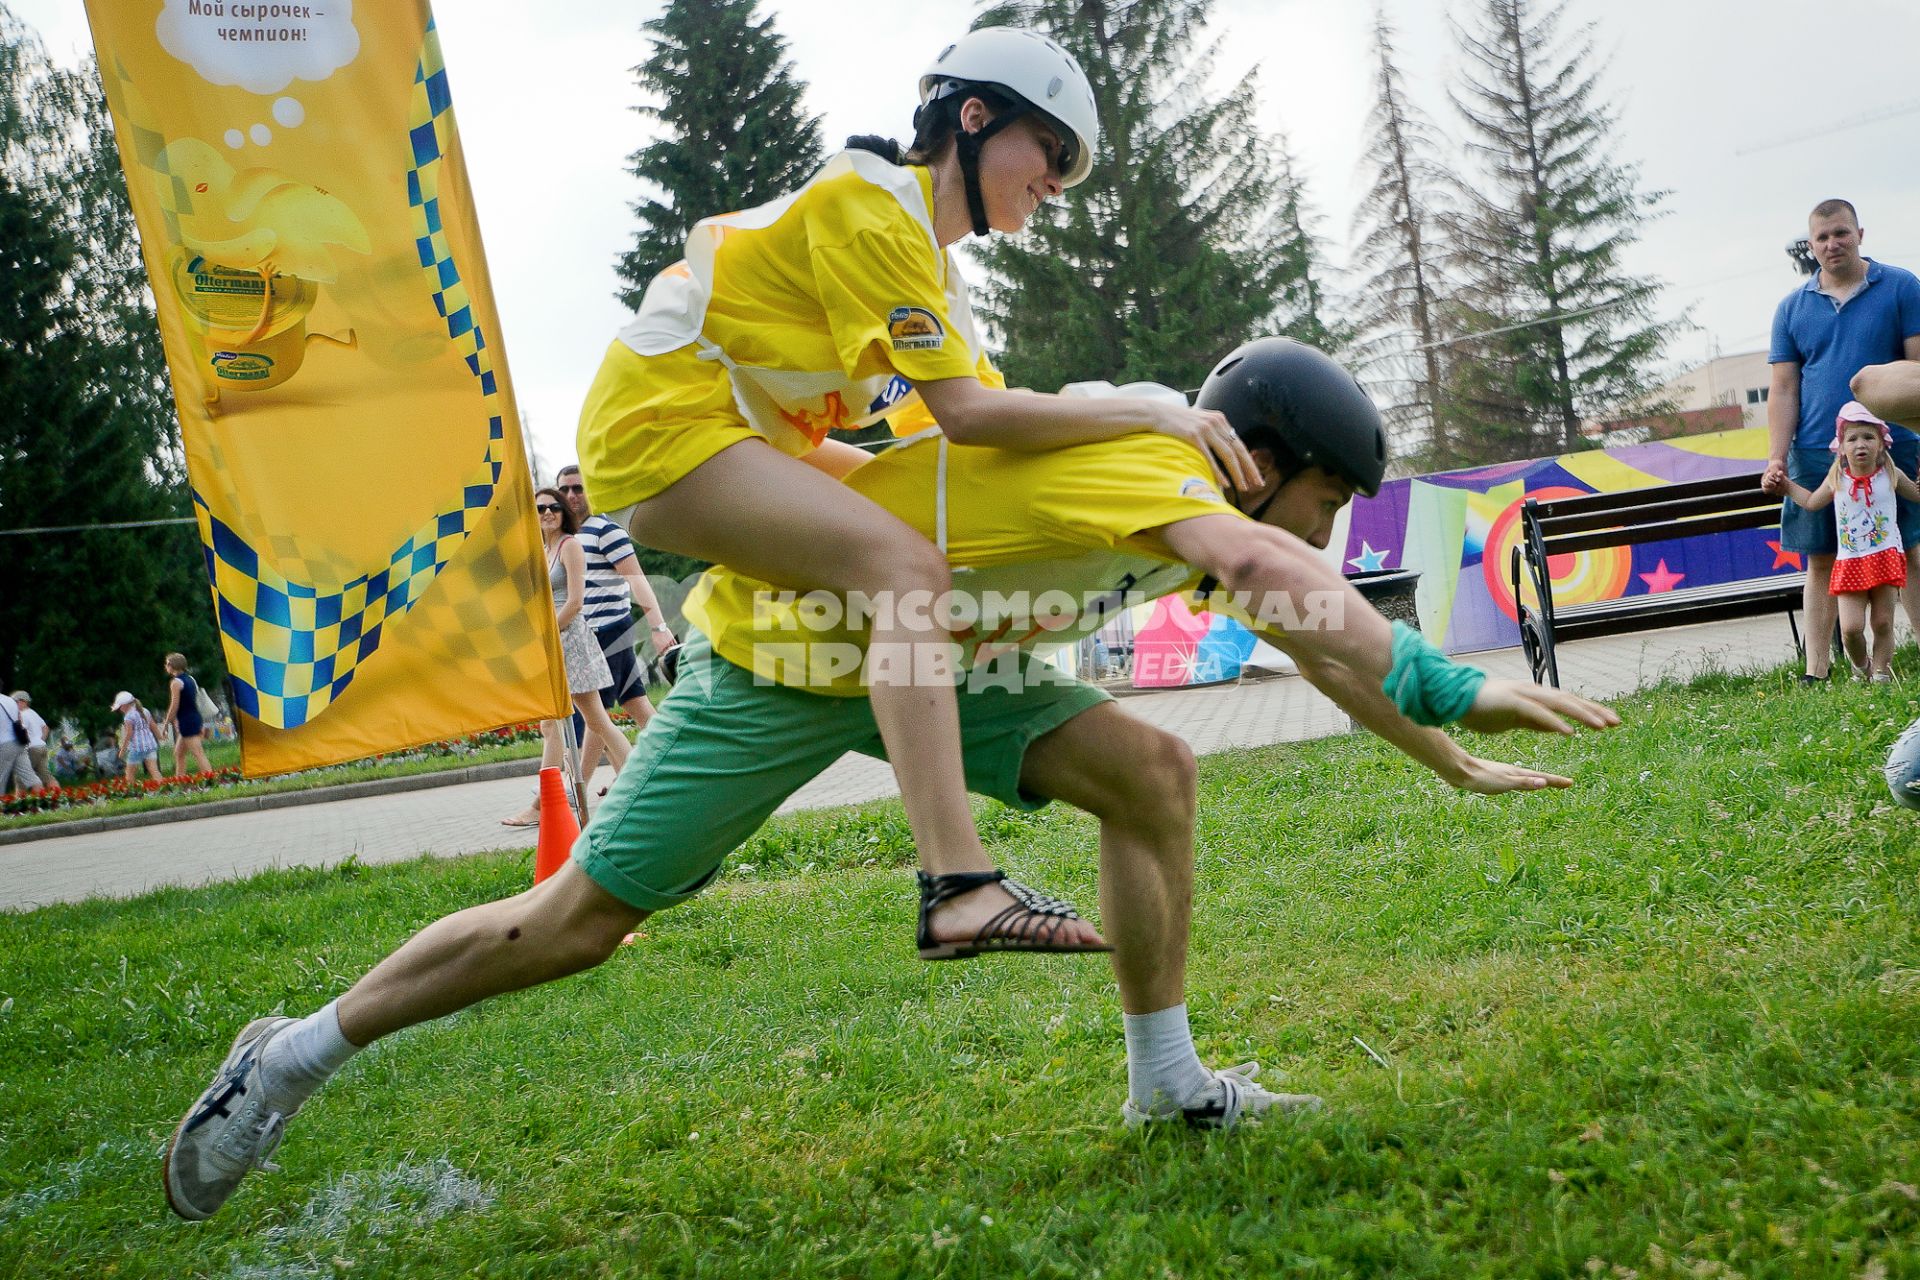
[
  {"xmin": 259, "ymin": 999, "xmax": 361, "ymax": 1108},
  {"xmin": 1123, "ymin": 1004, "xmax": 1212, "ymax": 1113}
]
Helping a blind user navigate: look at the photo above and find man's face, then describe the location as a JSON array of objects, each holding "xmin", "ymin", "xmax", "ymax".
[
  {"xmin": 1808, "ymin": 211, "xmax": 1863, "ymax": 275},
  {"xmin": 1256, "ymin": 465, "xmax": 1355, "ymax": 550},
  {"xmin": 557, "ymin": 472, "xmax": 588, "ymax": 523}
]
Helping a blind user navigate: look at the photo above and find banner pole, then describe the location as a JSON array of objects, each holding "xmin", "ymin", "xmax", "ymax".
[{"xmin": 560, "ymin": 713, "xmax": 587, "ymax": 827}]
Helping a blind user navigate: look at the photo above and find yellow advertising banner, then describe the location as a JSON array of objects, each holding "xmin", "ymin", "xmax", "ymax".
[{"xmin": 81, "ymin": 1, "xmax": 568, "ymax": 775}]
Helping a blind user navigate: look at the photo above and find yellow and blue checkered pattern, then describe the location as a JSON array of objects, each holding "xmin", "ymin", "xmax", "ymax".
[{"xmin": 193, "ymin": 19, "xmax": 507, "ymax": 729}]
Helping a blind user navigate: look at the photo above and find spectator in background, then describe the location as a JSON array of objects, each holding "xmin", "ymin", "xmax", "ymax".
[
  {"xmin": 499, "ymin": 488, "xmax": 634, "ymax": 827},
  {"xmin": 0, "ymin": 684, "xmax": 39, "ymax": 794},
  {"xmin": 113, "ymin": 689, "xmax": 163, "ymax": 784},
  {"xmin": 1765, "ymin": 199, "xmax": 1920, "ymax": 682},
  {"xmin": 51, "ymin": 735, "xmax": 82, "ymax": 784},
  {"xmin": 555, "ymin": 464, "xmax": 678, "ymax": 735},
  {"xmin": 11, "ymin": 691, "xmax": 49, "ymax": 787},
  {"xmin": 157, "ymin": 652, "xmax": 213, "ymax": 777}
]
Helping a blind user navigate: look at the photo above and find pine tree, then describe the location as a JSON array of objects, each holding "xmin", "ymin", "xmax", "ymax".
[
  {"xmin": 0, "ymin": 9, "xmax": 220, "ymax": 735},
  {"xmin": 1444, "ymin": 0, "xmax": 1676, "ymax": 456},
  {"xmin": 614, "ymin": 0, "xmax": 825, "ymax": 310},
  {"xmin": 970, "ymin": 0, "xmax": 1316, "ymax": 393},
  {"xmin": 1270, "ymin": 135, "xmax": 1347, "ymax": 355},
  {"xmin": 1348, "ymin": 8, "xmax": 1460, "ymax": 467}
]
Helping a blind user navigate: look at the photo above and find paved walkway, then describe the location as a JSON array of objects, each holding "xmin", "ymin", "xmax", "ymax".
[{"xmin": 0, "ymin": 617, "xmax": 1810, "ymax": 911}]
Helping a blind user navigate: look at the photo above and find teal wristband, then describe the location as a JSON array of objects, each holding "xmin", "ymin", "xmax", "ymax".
[{"xmin": 1382, "ymin": 621, "xmax": 1486, "ymax": 726}]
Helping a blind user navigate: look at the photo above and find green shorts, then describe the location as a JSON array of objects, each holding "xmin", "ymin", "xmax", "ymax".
[{"xmin": 574, "ymin": 633, "xmax": 1112, "ymax": 912}]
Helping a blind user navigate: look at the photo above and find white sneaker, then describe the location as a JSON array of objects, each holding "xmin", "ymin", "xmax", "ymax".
[
  {"xmin": 163, "ymin": 1017, "xmax": 299, "ymax": 1220},
  {"xmin": 1122, "ymin": 1061, "xmax": 1324, "ymax": 1130}
]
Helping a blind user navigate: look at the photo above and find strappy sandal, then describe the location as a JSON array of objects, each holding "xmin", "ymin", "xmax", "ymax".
[{"xmin": 916, "ymin": 869, "xmax": 1115, "ymax": 962}]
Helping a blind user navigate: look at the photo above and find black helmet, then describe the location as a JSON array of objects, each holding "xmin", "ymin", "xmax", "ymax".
[{"xmin": 1195, "ymin": 338, "xmax": 1386, "ymax": 499}]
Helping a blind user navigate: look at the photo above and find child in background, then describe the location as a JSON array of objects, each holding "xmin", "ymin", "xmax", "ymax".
[
  {"xmin": 112, "ymin": 689, "xmax": 163, "ymax": 784},
  {"xmin": 1770, "ymin": 401, "xmax": 1920, "ymax": 681},
  {"xmin": 157, "ymin": 652, "xmax": 213, "ymax": 777}
]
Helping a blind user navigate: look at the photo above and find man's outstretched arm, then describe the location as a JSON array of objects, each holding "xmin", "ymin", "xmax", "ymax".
[
  {"xmin": 1853, "ymin": 356, "xmax": 1920, "ymax": 425},
  {"xmin": 1157, "ymin": 514, "xmax": 1619, "ymax": 792}
]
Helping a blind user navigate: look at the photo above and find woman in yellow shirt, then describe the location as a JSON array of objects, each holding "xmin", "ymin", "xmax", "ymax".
[{"xmin": 579, "ymin": 27, "xmax": 1257, "ymax": 957}]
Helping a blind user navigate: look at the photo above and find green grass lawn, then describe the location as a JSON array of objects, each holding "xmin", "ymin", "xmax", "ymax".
[{"xmin": 2, "ymin": 666, "xmax": 1918, "ymax": 1277}]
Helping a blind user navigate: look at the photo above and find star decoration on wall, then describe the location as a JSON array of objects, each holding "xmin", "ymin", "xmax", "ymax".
[
  {"xmin": 1347, "ymin": 541, "xmax": 1393, "ymax": 573},
  {"xmin": 1639, "ymin": 559, "xmax": 1685, "ymax": 593},
  {"xmin": 1767, "ymin": 540, "xmax": 1803, "ymax": 571}
]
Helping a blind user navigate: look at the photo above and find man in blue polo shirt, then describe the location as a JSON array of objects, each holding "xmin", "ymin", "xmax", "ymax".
[{"xmin": 1765, "ymin": 199, "xmax": 1920, "ymax": 682}]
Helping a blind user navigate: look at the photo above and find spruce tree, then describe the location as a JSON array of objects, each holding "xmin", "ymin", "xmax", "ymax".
[
  {"xmin": 1270, "ymin": 135, "xmax": 1347, "ymax": 356},
  {"xmin": 1348, "ymin": 8, "xmax": 1460, "ymax": 466},
  {"xmin": 614, "ymin": 0, "xmax": 825, "ymax": 310},
  {"xmin": 1444, "ymin": 0, "xmax": 1676, "ymax": 456},
  {"xmin": 970, "ymin": 0, "xmax": 1314, "ymax": 393}
]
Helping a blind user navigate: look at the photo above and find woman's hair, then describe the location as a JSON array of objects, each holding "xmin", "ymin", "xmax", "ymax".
[
  {"xmin": 534, "ymin": 486, "xmax": 578, "ymax": 535},
  {"xmin": 165, "ymin": 652, "xmax": 187, "ymax": 672},
  {"xmin": 901, "ymin": 85, "xmax": 1015, "ymax": 167}
]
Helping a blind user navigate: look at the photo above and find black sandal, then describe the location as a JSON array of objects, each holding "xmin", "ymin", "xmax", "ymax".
[{"xmin": 916, "ymin": 869, "xmax": 1115, "ymax": 962}]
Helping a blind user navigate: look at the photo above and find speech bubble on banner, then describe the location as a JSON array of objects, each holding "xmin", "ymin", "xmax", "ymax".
[{"xmin": 156, "ymin": 0, "xmax": 361, "ymax": 95}]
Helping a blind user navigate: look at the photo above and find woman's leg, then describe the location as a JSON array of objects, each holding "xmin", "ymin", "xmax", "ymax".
[
  {"xmin": 1838, "ymin": 592, "xmax": 1871, "ymax": 675},
  {"xmin": 626, "ymin": 440, "xmax": 1100, "ymax": 949},
  {"xmin": 187, "ymin": 735, "xmax": 212, "ymax": 774},
  {"xmin": 500, "ymin": 720, "xmax": 565, "ymax": 825},
  {"xmin": 573, "ymin": 692, "xmax": 630, "ymax": 784}
]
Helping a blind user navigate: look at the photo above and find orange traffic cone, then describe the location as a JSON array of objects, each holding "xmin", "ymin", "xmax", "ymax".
[{"xmin": 532, "ymin": 766, "xmax": 580, "ymax": 884}]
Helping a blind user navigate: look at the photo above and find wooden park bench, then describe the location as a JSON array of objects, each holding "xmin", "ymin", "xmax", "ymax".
[{"xmin": 1509, "ymin": 471, "xmax": 1806, "ymax": 687}]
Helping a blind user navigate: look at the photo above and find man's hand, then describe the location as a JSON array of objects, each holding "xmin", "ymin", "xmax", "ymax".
[
  {"xmin": 1457, "ymin": 679, "xmax": 1620, "ymax": 736},
  {"xmin": 1453, "ymin": 755, "xmax": 1575, "ymax": 794}
]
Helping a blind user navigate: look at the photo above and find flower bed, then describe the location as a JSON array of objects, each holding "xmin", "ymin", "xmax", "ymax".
[
  {"xmin": 2, "ymin": 768, "xmax": 245, "ymax": 816},
  {"xmin": 2, "ymin": 722, "xmax": 546, "ymax": 819}
]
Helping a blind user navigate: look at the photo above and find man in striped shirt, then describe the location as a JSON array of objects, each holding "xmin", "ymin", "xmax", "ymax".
[{"xmin": 556, "ymin": 465, "xmax": 678, "ymax": 731}]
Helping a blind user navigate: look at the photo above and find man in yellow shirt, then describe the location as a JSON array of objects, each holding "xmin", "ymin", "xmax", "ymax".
[{"xmin": 165, "ymin": 340, "xmax": 1617, "ymax": 1219}]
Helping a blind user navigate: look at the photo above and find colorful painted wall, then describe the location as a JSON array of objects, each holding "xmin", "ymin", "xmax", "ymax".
[{"xmin": 1133, "ymin": 426, "xmax": 1800, "ymax": 685}]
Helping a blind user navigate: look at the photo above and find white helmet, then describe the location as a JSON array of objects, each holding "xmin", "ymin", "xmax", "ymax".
[{"xmin": 918, "ymin": 27, "xmax": 1100, "ymax": 190}]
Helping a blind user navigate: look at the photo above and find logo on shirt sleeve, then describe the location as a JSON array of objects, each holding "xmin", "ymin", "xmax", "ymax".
[
  {"xmin": 1180, "ymin": 476, "xmax": 1223, "ymax": 503},
  {"xmin": 888, "ymin": 306, "xmax": 946, "ymax": 351}
]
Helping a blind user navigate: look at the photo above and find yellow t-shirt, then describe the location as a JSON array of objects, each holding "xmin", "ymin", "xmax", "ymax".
[
  {"xmin": 613, "ymin": 151, "xmax": 1000, "ymax": 455},
  {"xmin": 685, "ymin": 433, "xmax": 1251, "ymax": 694}
]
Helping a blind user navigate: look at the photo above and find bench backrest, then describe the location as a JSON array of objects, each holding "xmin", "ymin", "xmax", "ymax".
[{"xmin": 1525, "ymin": 471, "xmax": 1777, "ymax": 556}]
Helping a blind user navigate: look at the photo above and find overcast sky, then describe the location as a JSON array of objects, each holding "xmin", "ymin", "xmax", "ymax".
[{"xmin": 18, "ymin": 0, "xmax": 1920, "ymax": 471}]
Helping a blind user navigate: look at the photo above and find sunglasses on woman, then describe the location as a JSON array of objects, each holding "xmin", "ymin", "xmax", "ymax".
[{"xmin": 536, "ymin": 503, "xmax": 563, "ymax": 514}]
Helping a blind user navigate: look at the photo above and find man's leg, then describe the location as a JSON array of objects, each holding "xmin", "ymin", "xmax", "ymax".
[
  {"xmin": 163, "ymin": 862, "xmax": 643, "ymax": 1220},
  {"xmin": 1806, "ymin": 555, "xmax": 1839, "ymax": 677},
  {"xmin": 1785, "ymin": 450, "xmax": 1840, "ymax": 679},
  {"xmin": 1905, "ymin": 547, "xmax": 1920, "ymax": 643},
  {"xmin": 1017, "ymin": 702, "xmax": 1196, "ymax": 1014},
  {"xmin": 164, "ymin": 636, "xmax": 878, "ymax": 1219},
  {"xmin": 599, "ymin": 627, "xmax": 654, "ymax": 732},
  {"xmin": 1016, "ymin": 702, "xmax": 1321, "ymax": 1126},
  {"xmin": 338, "ymin": 861, "xmax": 642, "ymax": 1044},
  {"xmin": 1895, "ymin": 439, "xmax": 1920, "ymax": 646}
]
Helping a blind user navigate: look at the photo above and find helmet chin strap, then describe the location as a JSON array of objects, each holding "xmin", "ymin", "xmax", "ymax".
[{"xmin": 951, "ymin": 101, "xmax": 1028, "ymax": 237}]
